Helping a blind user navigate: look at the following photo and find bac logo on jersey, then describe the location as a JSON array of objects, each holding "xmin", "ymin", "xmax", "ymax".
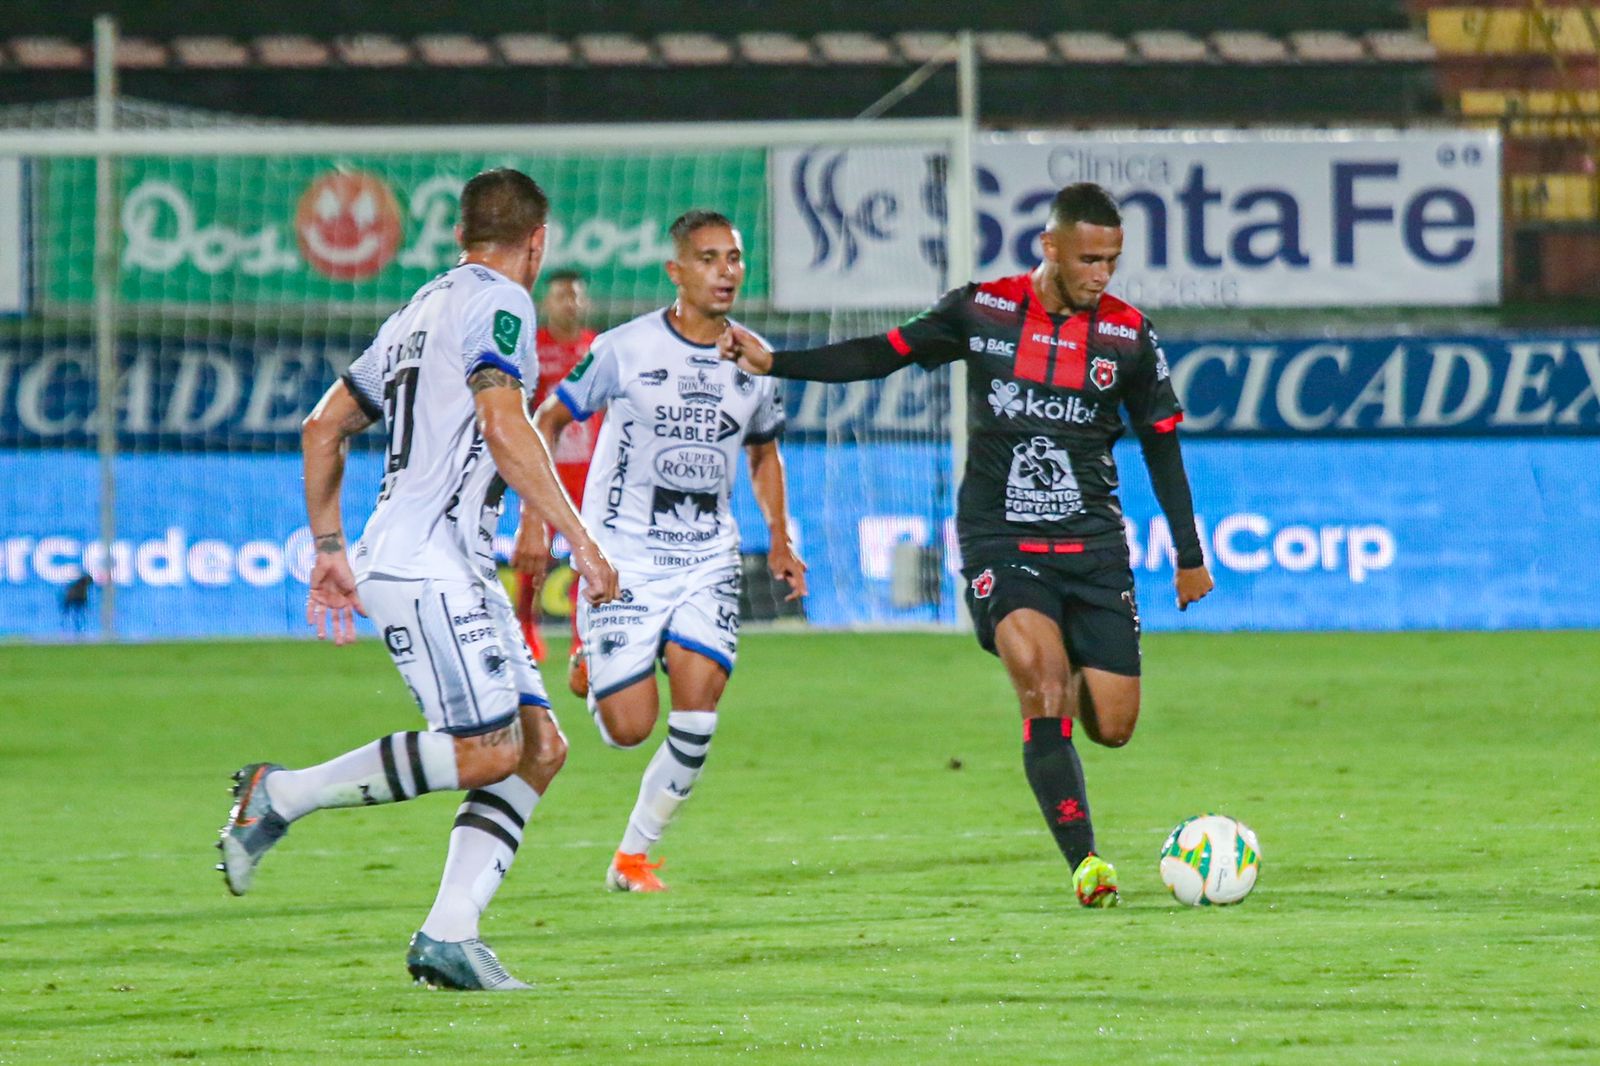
[
  {"xmin": 1090, "ymin": 357, "xmax": 1117, "ymax": 391},
  {"xmin": 971, "ymin": 568, "xmax": 995, "ymax": 599},
  {"xmin": 1096, "ymin": 321, "xmax": 1138, "ymax": 342},
  {"xmin": 971, "ymin": 336, "xmax": 1017, "ymax": 357},
  {"xmin": 493, "ymin": 311, "xmax": 522, "ymax": 356}
]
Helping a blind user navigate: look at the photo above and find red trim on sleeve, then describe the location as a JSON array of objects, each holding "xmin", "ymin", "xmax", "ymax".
[
  {"xmin": 886, "ymin": 327, "xmax": 912, "ymax": 357},
  {"xmin": 1150, "ymin": 413, "xmax": 1184, "ymax": 434}
]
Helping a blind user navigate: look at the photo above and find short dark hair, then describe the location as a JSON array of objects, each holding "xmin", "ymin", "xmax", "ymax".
[
  {"xmin": 669, "ymin": 209, "xmax": 736, "ymax": 253},
  {"xmin": 543, "ymin": 268, "xmax": 586, "ymax": 287},
  {"xmin": 1049, "ymin": 182, "xmax": 1122, "ymax": 230},
  {"xmin": 459, "ymin": 168, "xmax": 549, "ymax": 249}
]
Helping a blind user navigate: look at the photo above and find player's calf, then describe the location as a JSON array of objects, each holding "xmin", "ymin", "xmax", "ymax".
[{"xmin": 1074, "ymin": 670, "xmax": 1140, "ymax": 748}]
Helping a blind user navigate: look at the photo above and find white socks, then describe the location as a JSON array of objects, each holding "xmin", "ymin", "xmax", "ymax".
[
  {"xmin": 420, "ymin": 773, "xmax": 542, "ymax": 943},
  {"xmin": 265, "ymin": 731, "xmax": 459, "ymax": 823},
  {"xmin": 619, "ymin": 710, "xmax": 717, "ymax": 855}
]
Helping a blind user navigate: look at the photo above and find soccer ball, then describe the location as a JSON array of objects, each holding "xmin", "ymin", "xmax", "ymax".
[{"xmin": 1158, "ymin": 814, "xmax": 1262, "ymax": 906}]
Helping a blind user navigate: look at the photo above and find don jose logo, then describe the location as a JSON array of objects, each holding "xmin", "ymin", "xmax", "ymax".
[
  {"xmin": 790, "ymin": 149, "xmax": 948, "ymax": 275},
  {"xmin": 294, "ymin": 171, "xmax": 403, "ymax": 280}
]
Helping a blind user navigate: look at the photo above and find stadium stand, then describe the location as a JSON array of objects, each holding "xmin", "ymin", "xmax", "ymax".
[
  {"xmin": 0, "ymin": 1, "xmax": 1436, "ymax": 125},
  {"xmin": 1414, "ymin": 0, "xmax": 1600, "ymax": 295}
]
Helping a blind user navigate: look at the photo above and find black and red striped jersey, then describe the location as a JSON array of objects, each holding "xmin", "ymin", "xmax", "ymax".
[{"xmin": 887, "ymin": 273, "xmax": 1183, "ymax": 560}]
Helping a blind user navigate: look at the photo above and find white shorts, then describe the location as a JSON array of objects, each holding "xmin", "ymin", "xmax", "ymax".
[
  {"xmin": 361, "ymin": 575, "xmax": 551, "ymax": 736},
  {"xmin": 579, "ymin": 559, "xmax": 741, "ymax": 701}
]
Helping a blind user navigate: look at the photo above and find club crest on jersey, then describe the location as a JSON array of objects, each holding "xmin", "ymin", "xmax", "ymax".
[
  {"xmin": 734, "ymin": 368, "xmax": 756, "ymax": 395},
  {"xmin": 598, "ymin": 632, "xmax": 629, "ymax": 657},
  {"xmin": 1090, "ymin": 357, "xmax": 1117, "ymax": 391},
  {"xmin": 988, "ymin": 379, "xmax": 1023, "ymax": 418},
  {"xmin": 972, "ymin": 568, "xmax": 995, "ymax": 599},
  {"xmin": 479, "ymin": 645, "xmax": 508, "ymax": 679},
  {"xmin": 678, "ymin": 370, "xmax": 724, "ymax": 405}
]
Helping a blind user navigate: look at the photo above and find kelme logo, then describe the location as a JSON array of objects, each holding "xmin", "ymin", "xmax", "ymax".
[{"xmin": 493, "ymin": 311, "xmax": 522, "ymax": 356}]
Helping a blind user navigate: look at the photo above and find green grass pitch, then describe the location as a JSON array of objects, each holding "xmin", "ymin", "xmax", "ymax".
[{"xmin": 1, "ymin": 631, "xmax": 1596, "ymax": 1063}]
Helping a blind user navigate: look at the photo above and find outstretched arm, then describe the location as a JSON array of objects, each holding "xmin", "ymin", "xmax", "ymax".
[
  {"xmin": 302, "ymin": 379, "xmax": 375, "ymax": 644},
  {"xmin": 1137, "ymin": 425, "xmax": 1213, "ymax": 611},
  {"xmin": 721, "ymin": 325, "xmax": 908, "ymax": 382},
  {"xmin": 746, "ymin": 440, "xmax": 807, "ymax": 601},
  {"xmin": 471, "ymin": 368, "xmax": 619, "ymax": 605}
]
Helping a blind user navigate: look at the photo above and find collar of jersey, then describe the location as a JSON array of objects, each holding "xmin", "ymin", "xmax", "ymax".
[{"xmin": 659, "ymin": 309, "xmax": 720, "ymax": 350}]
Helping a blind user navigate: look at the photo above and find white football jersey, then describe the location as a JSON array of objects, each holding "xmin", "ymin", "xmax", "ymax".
[
  {"xmin": 343, "ymin": 263, "xmax": 536, "ymax": 585},
  {"xmin": 556, "ymin": 309, "xmax": 785, "ymax": 575}
]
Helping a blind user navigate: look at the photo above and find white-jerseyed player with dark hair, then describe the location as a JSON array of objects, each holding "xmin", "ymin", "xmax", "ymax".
[
  {"xmin": 215, "ymin": 168, "xmax": 620, "ymax": 990},
  {"xmin": 530, "ymin": 209, "xmax": 806, "ymax": 892}
]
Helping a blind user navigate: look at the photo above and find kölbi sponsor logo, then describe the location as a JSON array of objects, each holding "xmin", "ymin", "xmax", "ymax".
[{"xmin": 989, "ymin": 379, "xmax": 1100, "ymax": 423}]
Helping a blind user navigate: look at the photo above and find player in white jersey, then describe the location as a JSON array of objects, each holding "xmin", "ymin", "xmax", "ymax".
[
  {"xmin": 531, "ymin": 210, "xmax": 806, "ymax": 892},
  {"xmin": 215, "ymin": 169, "xmax": 619, "ymax": 990}
]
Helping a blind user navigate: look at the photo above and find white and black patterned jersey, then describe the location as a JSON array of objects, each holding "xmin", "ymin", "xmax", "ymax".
[
  {"xmin": 342, "ymin": 263, "xmax": 536, "ymax": 585},
  {"xmin": 555, "ymin": 309, "xmax": 785, "ymax": 575}
]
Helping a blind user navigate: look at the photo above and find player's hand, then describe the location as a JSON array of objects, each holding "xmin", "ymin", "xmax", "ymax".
[
  {"xmin": 510, "ymin": 519, "xmax": 551, "ymax": 594},
  {"xmin": 570, "ymin": 539, "xmax": 620, "ymax": 606},
  {"xmin": 717, "ymin": 324, "xmax": 774, "ymax": 375},
  {"xmin": 1175, "ymin": 565, "xmax": 1214, "ymax": 612},
  {"xmin": 768, "ymin": 537, "xmax": 808, "ymax": 602},
  {"xmin": 307, "ymin": 548, "xmax": 366, "ymax": 645}
]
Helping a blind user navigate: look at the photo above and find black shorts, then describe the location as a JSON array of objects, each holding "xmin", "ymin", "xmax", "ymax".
[{"xmin": 962, "ymin": 548, "xmax": 1141, "ymax": 677}]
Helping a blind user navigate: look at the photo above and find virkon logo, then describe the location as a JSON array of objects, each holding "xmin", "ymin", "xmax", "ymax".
[{"xmin": 295, "ymin": 171, "xmax": 403, "ymax": 280}]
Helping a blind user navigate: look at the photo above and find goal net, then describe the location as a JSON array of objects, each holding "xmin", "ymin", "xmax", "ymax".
[{"xmin": 0, "ymin": 117, "xmax": 971, "ymax": 641}]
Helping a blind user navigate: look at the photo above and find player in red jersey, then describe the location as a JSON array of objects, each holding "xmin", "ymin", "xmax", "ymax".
[
  {"xmin": 512, "ymin": 270, "xmax": 601, "ymax": 691},
  {"xmin": 721, "ymin": 184, "xmax": 1214, "ymax": 907}
]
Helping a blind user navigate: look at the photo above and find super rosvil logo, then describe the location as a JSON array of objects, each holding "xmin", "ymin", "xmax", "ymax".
[{"xmin": 295, "ymin": 172, "xmax": 403, "ymax": 280}]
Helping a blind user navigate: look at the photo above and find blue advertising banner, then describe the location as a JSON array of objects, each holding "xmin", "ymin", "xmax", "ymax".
[
  {"xmin": 3, "ymin": 332, "xmax": 1595, "ymax": 448},
  {"xmin": 3, "ymin": 439, "xmax": 1596, "ymax": 639}
]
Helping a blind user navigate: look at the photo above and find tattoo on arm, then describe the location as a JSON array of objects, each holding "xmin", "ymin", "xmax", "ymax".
[
  {"xmin": 314, "ymin": 532, "xmax": 344, "ymax": 554},
  {"xmin": 337, "ymin": 409, "xmax": 375, "ymax": 437},
  {"xmin": 468, "ymin": 367, "xmax": 520, "ymax": 395}
]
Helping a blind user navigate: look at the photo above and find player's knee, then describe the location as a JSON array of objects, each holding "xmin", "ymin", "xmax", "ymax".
[
  {"xmin": 605, "ymin": 719, "xmax": 653, "ymax": 749},
  {"xmin": 1090, "ymin": 705, "xmax": 1139, "ymax": 748},
  {"xmin": 535, "ymin": 728, "xmax": 569, "ymax": 776}
]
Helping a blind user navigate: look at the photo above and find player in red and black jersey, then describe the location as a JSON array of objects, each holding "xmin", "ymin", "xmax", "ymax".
[
  {"xmin": 512, "ymin": 270, "xmax": 601, "ymax": 692},
  {"xmin": 721, "ymin": 183, "xmax": 1214, "ymax": 906}
]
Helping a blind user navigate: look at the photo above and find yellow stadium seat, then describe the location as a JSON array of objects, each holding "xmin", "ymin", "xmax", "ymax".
[
  {"xmin": 1429, "ymin": 7, "xmax": 1600, "ymax": 55},
  {"xmin": 1511, "ymin": 173, "xmax": 1600, "ymax": 222}
]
